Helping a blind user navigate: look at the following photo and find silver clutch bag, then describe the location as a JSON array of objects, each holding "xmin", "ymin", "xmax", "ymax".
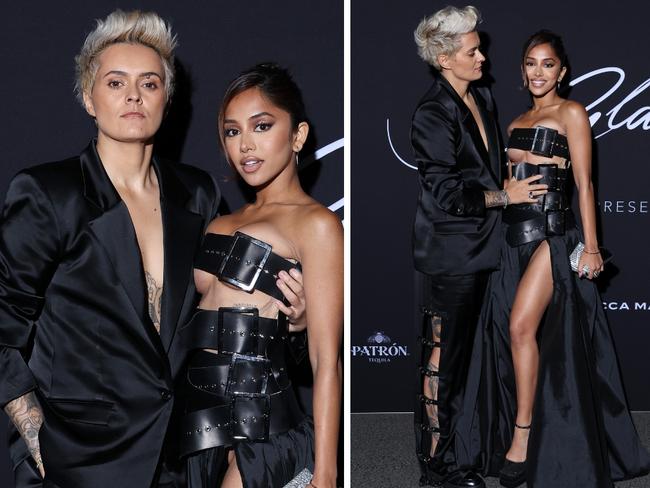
[
  {"xmin": 569, "ymin": 242, "xmax": 612, "ymax": 273},
  {"xmin": 282, "ymin": 468, "xmax": 313, "ymax": 488},
  {"xmin": 569, "ymin": 242, "xmax": 584, "ymax": 272}
]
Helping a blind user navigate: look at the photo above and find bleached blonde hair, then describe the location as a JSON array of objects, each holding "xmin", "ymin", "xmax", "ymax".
[
  {"xmin": 414, "ymin": 5, "xmax": 481, "ymax": 70},
  {"xmin": 74, "ymin": 10, "xmax": 177, "ymax": 105}
]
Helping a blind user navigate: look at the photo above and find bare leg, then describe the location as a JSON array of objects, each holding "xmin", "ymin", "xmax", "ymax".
[
  {"xmin": 506, "ymin": 241, "xmax": 554, "ymax": 463},
  {"xmin": 423, "ymin": 314, "xmax": 442, "ymax": 456},
  {"xmin": 221, "ymin": 450, "xmax": 243, "ymax": 488}
]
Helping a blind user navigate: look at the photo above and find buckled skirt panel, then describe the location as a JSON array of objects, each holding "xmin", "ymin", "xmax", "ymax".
[
  {"xmin": 504, "ymin": 162, "xmax": 573, "ymax": 246},
  {"xmin": 179, "ymin": 309, "xmax": 305, "ymax": 458}
]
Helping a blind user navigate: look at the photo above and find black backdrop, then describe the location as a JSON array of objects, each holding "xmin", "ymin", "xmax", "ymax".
[
  {"xmin": 351, "ymin": 0, "xmax": 649, "ymax": 413},
  {"xmin": 0, "ymin": 0, "xmax": 342, "ymax": 483}
]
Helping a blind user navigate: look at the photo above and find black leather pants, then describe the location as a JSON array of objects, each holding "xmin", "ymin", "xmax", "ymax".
[{"xmin": 415, "ymin": 272, "xmax": 488, "ymax": 482}]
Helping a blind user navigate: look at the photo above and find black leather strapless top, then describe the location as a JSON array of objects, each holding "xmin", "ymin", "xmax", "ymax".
[{"xmin": 194, "ymin": 231, "xmax": 301, "ymax": 302}]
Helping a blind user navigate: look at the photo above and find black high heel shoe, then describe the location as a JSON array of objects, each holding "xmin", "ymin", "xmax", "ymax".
[{"xmin": 499, "ymin": 423, "xmax": 530, "ymax": 488}]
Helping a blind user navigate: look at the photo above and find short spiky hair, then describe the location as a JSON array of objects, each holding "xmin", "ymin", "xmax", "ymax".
[
  {"xmin": 414, "ymin": 5, "xmax": 481, "ymax": 70},
  {"xmin": 74, "ymin": 10, "xmax": 177, "ymax": 105}
]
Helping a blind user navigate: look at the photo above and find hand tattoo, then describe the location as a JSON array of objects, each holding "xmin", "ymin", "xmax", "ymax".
[
  {"xmin": 146, "ymin": 271, "xmax": 163, "ymax": 334},
  {"xmin": 4, "ymin": 392, "xmax": 43, "ymax": 466}
]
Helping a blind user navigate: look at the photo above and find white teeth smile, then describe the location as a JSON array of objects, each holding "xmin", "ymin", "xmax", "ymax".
[{"xmin": 243, "ymin": 160, "xmax": 260, "ymax": 166}]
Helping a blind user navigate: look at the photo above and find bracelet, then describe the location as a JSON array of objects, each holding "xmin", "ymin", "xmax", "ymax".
[
  {"xmin": 35, "ymin": 459, "xmax": 43, "ymax": 469},
  {"xmin": 502, "ymin": 189, "xmax": 510, "ymax": 209},
  {"xmin": 583, "ymin": 248, "xmax": 600, "ymax": 254}
]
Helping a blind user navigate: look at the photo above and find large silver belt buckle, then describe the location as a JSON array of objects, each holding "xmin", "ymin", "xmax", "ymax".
[
  {"xmin": 227, "ymin": 354, "xmax": 272, "ymax": 442},
  {"xmin": 218, "ymin": 232, "xmax": 272, "ymax": 292},
  {"xmin": 226, "ymin": 353, "xmax": 270, "ymax": 396},
  {"xmin": 531, "ymin": 126, "xmax": 557, "ymax": 157}
]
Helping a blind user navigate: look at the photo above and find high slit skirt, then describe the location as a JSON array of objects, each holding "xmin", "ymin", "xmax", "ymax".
[{"xmin": 456, "ymin": 222, "xmax": 650, "ymax": 487}]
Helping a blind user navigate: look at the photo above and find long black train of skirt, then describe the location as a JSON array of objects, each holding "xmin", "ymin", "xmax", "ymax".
[
  {"xmin": 455, "ymin": 224, "xmax": 650, "ymax": 487},
  {"xmin": 184, "ymin": 351, "xmax": 315, "ymax": 488},
  {"xmin": 415, "ymin": 272, "xmax": 489, "ymax": 484}
]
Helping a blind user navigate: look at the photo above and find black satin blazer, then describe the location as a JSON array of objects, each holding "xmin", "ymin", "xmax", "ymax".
[
  {"xmin": 0, "ymin": 141, "xmax": 219, "ymax": 487},
  {"xmin": 411, "ymin": 74, "xmax": 504, "ymax": 276}
]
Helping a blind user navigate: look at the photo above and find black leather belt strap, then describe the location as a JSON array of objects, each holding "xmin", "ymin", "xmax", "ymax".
[
  {"xmin": 179, "ymin": 308, "xmax": 288, "ymax": 356},
  {"xmin": 505, "ymin": 162, "xmax": 572, "ymax": 246},
  {"xmin": 179, "ymin": 385, "xmax": 304, "ymax": 457},
  {"xmin": 512, "ymin": 162, "xmax": 567, "ymax": 191},
  {"xmin": 185, "ymin": 355, "xmax": 289, "ymax": 399},
  {"xmin": 195, "ymin": 232, "xmax": 301, "ymax": 302},
  {"xmin": 506, "ymin": 212, "xmax": 575, "ymax": 246},
  {"xmin": 509, "ymin": 127, "xmax": 570, "ymax": 160}
]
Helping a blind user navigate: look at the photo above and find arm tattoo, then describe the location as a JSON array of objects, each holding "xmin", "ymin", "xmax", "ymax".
[
  {"xmin": 4, "ymin": 392, "xmax": 43, "ymax": 465},
  {"xmin": 145, "ymin": 271, "xmax": 163, "ymax": 334},
  {"xmin": 484, "ymin": 190, "xmax": 509, "ymax": 208}
]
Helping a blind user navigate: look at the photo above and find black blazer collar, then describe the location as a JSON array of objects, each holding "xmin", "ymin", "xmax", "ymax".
[
  {"xmin": 80, "ymin": 139, "xmax": 190, "ymax": 212},
  {"xmin": 81, "ymin": 139, "xmax": 201, "ymax": 355},
  {"xmin": 436, "ymin": 75, "xmax": 501, "ymax": 186}
]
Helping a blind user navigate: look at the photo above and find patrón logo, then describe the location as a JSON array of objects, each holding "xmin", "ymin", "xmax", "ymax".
[{"xmin": 351, "ymin": 331, "xmax": 409, "ymax": 364}]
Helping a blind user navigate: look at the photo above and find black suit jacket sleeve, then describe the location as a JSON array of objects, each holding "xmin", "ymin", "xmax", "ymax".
[
  {"xmin": 411, "ymin": 100, "xmax": 486, "ymax": 217},
  {"xmin": 0, "ymin": 172, "xmax": 60, "ymax": 407}
]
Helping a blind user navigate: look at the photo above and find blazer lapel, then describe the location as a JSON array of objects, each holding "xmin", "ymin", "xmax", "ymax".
[
  {"xmin": 473, "ymin": 87, "xmax": 502, "ymax": 185},
  {"xmin": 81, "ymin": 142, "xmax": 148, "ymax": 323},
  {"xmin": 439, "ymin": 76, "xmax": 491, "ymax": 166},
  {"xmin": 81, "ymin": 142, "xmax": 205, "ymax": 355},
  {"xmin": 154, "ymin": 159, "xmax": 205, "ymax": 352}
]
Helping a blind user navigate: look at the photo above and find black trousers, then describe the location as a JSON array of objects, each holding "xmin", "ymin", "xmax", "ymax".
[{"xmin": 415, "ymin": 272, "xmax": 488, "ymax": 482}]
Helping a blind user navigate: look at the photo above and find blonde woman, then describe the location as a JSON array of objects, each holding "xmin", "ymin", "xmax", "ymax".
[
  {"xmin": 0, "ymin": 11, "xmax": 304, "ymax": 487},
  {"xmin": 410, "ymin": 5, "xmax": 544, "ymax": 487}
]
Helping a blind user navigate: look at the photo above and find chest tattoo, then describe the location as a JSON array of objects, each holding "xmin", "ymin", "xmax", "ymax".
[{"xmin": 146, "ymin": 271, "xmax": 163, "ymax": 333}]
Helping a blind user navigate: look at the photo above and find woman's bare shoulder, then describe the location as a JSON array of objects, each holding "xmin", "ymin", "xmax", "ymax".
[
  {"xmin": 558, "ymin": 100, "xmax": 590, "ymax": 132},
  {"xmin": 292, "ymin": 202, "xmax": 343, "ymax": 251},
  {"xmin": 558, "ymin": 99, "xmax": 588, "ymax": 120}
]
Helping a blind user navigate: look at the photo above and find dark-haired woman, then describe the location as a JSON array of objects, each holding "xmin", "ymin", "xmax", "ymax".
[
  {"xmin": 178, "ymin": 64, "xmax": 342, "ymax": 488},
  {"xmin": 459, "ymin": 31, "xmax": 650, "ymax": 488}
]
